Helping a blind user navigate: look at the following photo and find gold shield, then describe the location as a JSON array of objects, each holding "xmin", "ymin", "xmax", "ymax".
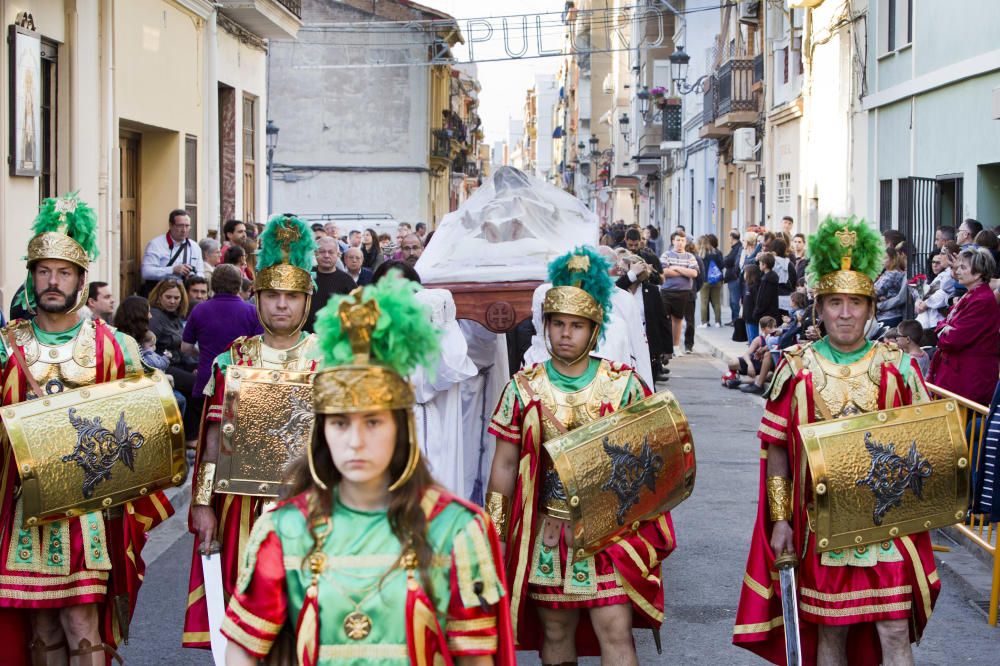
[
  {"xmin": 215, "ymin": 366, "xmax": 315, "ymax": 498},
  {"xmin": 800, "ymin": 400, "xmax": 969, "ymax": 552},
  {"xmin": 543, "ymin": 391, "xmax": 695, "ymax": 559},
  {"xmin": 4, "ymin": 371, "xmax": 186, "ymax": 527}
]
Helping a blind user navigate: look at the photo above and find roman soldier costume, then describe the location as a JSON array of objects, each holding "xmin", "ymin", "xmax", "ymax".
[
  {"xmin": 183, "ymin": 214, "xmax": 323, "ymax": 648},
  {"xmin": 221, "ymin": 275, "xmax": 516, "ymax": 665},
  {"xmin": 0, "ymin": 194, "xmax": 178, "ymax": 664},
  {"xmin": 487, "ymin": 246, "xmax": 678, "ymax": 655},
  {"xmin": 733, "ymin": 218, "xmax": 942, "ymax": 665}
]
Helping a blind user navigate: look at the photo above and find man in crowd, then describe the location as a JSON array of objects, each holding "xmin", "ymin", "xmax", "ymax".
[
  {"xmin": 80, "ymin": 281, "xmax": 115, "ymax": 323},
  {"xmin": 305, "ymin": 235, "xmax": 356, "ymax": 331},
  {"xmin": 347, "ymin": 229, "xmax": 362, "ymax": 248},
  {"xmin": 220, "ymin": 219, "xmax": 247, "ymax": 252},
  {"xmin": 781, "ymin": 215, "xmax": 794, "ymax": 235},
  {"xmin": 415, "ymin": 221, "xmax": 428, "ymax": 242},
  {"xmin": 723, "ymin": 231, "xmax": 744, "ymax": 324},
  {"xmin": 343, "ymin": 247, "xmax": 373, "ymax": 287},
  {"xmin": 310, "ymin": 222, "xmax": 326, "ymax": 243},
  {"xmin": 0, "ymin": 194, "xmax": 173, "ymax": 663},
  {"xmin": 734, "ymin": 217, "xmax": 940, "ymax": 665},
  {"xmin": 185, "ymin": 275, "xmax": 210, "ymax": 311},
  {"xmin": 323, "ymin": 222, "xmax": 349, "ymax": 253},
  {"xmin": 184, "ymin": 216, "xmax": 322, "ymax": 652},
  {"xmin": 659, "ymin": 231, "xmax": 699, "ymax": 355},
  {"xmin": 935, "ymin": 225, "xmax": 956, "ymax": 250},
  {"xmin": 400, "ymin": 233, "xmax": 424, "ymax": 267},
  {"xmin": 958, "ymin": 218, "xmax": 983, "ymax": 249},
  {"xmin": 140, "ymin": 209, "xmax": 204, "ymax": 292}
]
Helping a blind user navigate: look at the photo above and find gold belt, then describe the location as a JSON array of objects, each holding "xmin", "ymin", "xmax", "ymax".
[{"xmin": 543, "ymin": 498, "xmax": 571, "ymax": 521}]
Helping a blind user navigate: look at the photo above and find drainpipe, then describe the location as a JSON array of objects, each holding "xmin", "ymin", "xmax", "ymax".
[
  {"xmin": 204, "ymin": 8, "xmax": 220, "ymax": 235},
  {"xmin": 100, "ymin": 0, "xmax": 115, "ymax": 288},
  {"xmin": 67, "ymin": 1, "xmax": 81, "ymax": 190}
]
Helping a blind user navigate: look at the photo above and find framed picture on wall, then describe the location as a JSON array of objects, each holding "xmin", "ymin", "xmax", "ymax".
[{"xmin": 9, "ymin": 23, "xmax": 42, "ymax": 177}]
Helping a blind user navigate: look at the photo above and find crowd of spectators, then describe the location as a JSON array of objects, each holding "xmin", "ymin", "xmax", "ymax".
[{"xmin": 720, "ymin": 216, "xmax": 1000, "ymax": 406}]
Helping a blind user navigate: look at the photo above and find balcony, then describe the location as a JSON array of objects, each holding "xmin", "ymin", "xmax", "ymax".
[
  {"xmin": 218, "ymin": 0, "xmax": 302, "ymax": 39},
  {"xmin": 431, "ymin": 129, "xmax": 451, "ymax": 169},
  {"xmin": 464, "ymin": 164, "xmax": 480, "ymax": 179},
  {"xmin": 661, "ymin": 99, "xmax": 682, "ymax": 146},
  {"xmin": 716, "ymin": 59, "xmax": 757, "ymax": 127},
  {"xmin": 753, "ymin": 53, "xmax": 764, "ymax": 87},
  {"xmin": 699, "ymin": 77, "xmax": 728, "ymax": 140}
]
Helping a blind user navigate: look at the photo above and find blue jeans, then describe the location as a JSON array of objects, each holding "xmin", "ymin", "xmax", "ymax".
[
  {"xmin": 727, "ymin": 280, "xmax": 742, "ymax": 322},
  {"xmin": 746, "ymin": 322, "xmax": 759, "ymax": 341}
]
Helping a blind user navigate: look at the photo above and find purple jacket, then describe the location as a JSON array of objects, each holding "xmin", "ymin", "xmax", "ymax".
[
  {"xmin": 929, "ymin": 282, "xmax": 1000, "ymax": 405},
  {"xmin": 182, "ymin": 294, "xmax": 263, "ymax": 395}
]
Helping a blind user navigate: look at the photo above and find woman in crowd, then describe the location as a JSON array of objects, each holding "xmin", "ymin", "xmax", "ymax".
[
  {"xmin": 199, "ymin": 237, "xmax": 221, "ymax": 290},
  {"xmin": 361, "ymin": 227, "xmax": 385, "ymax": 270},
  {"xmin": 148, "ymin": 279, "xmax": 199, "ymax": 432},
  {"xmin": 221, "ymin": 276, "xmax": 514, "ymax": 665},
  {"xmin": 929, "ymin": 247, "xmax": 1000, "ymax": 406},
  {"xmin": 742, "ymin": 264, "xmax": 762, "ymax": 341},
  {"xmin": 114, "ymin": 294, "xmax": 187, "ymax": 415},
  {"xmin": 698, "ymin": 234, "xmax": 725, "ymax": 327},
  {"xmin": 768, "ymin": 238, "xmax": 797, "ymax": 312},
  {"xmin": 874, "ymin": 243, "xmax": 909, "ymax": 328},
  {"xmin": 974, "ymin": 229, "xmax": 1000, "ymax": 277}
]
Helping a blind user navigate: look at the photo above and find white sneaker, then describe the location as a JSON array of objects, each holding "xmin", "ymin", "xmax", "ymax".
[
  {"xmin": 673, "ymin": 349, "xmax": 683, "ymax": 357},
  {"xmin": 698, "ymin": 323, "xmax": 709, "ymax": 329},
  {"xmin": 714, "ymin": 323, "xmax": 723, "ymax": 328}
]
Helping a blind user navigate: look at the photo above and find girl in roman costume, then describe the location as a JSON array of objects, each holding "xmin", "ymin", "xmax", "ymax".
[{"xmin": 222, "ymin": 274, "xmax": 515, "ymax": 665}]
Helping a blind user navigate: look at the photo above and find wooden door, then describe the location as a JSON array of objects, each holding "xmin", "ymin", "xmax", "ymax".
[{"xmin": 119, "ymin": 133, "xmax": 141, "ymax": 296}]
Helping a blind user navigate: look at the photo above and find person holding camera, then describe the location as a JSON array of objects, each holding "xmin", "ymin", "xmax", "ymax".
[{"xmin": 139, "ymin": 209, "xmax": 204, "ymax": 295}]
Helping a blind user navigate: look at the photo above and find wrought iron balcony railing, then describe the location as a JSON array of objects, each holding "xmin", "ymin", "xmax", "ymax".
[
  {"xmin": 717, "ymin": 59, "xmax": 755, "ymax": 116},
  {"xmin": 276, "ymin": 0, "xmax": 301, "ymax": 18}
]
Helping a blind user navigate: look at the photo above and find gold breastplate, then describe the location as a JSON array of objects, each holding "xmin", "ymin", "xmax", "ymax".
[
  {"xmin": 801, "ymin": 343, "xmax": 902, "ymax": 419},
  {"xmin": 232, "ymin": 334, "xmax": 320, "ymax": 371},
  {"xmin": 13, "ymin": 322, "xmax": 98, "ymax": 398}
]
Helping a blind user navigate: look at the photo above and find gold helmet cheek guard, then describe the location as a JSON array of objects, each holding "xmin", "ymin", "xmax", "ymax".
[
  {"xmin": 254, "ymin": 264, "xmax": 315, "ymax": 337},
  {"xmin": 542, "ymin": 314, "xmax": 602, "ymax": 366},
  {"xmin": 308, "ymin": 366, "xmax": 421, "ymax": 493},
  {"xmin": 256, "ymin": 292, "xmax": 313, "ymax": 338},
  {"xmin": 24, "ymin": 268, "xmax": 89, "ymax": 317}
]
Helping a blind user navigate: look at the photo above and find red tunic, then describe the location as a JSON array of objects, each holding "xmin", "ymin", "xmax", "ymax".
[
  {"xmin": 0, "ymin": 319, "xmax": 173, "ymax": 662},
  {"xmin": 732, "ymin": 343, "xmax": 940, "ymax": 665},
  {"xmin": 182, "ymin": 337, "xmax": 320, "ymax": 649},
  {"xmin": 488, "ymin": 360, "xmax": 676, "ymax": 656}
]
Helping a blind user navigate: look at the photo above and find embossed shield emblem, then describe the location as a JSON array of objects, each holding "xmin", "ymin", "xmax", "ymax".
[
  {"xmin": 542, "ymin": 391, "xmax": 696, "ymax": 559},
  {"xmin": 215, "ymin": 366, "xmax": 315, "ymax": 498},
  {"xmin": 799, "ymin": 400, "xmax": 970, "ymax": 552}
]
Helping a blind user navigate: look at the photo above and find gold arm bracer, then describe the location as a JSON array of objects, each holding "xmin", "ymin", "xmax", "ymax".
[
  {"xmin": 766, "ymin": 476, "xmax": 793, "ymax": 523},
  {"xmin": 485, "ymin": 491, "xmax": 511, "ymax": 540},
  {"xmin": 193, "ymin": 462, "xmax": 217, "ymax": 507}
]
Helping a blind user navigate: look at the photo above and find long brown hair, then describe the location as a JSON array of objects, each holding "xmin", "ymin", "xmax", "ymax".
[
  {"xmin": 284, "ymin": 410, "xmax": 438, "ymax": 602},
  {"xmin": 148, "ymin": 280, "xmax": 189, "ymax": 318}
]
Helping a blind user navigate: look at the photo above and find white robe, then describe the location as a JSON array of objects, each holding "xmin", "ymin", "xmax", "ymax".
[
  {"xmin": 411, "ymin": 290, "xmax": 478, "ymax": 497},
  {"xmin": 522, "ymin": 282, "xmax": 654, "ymax": 388},
  {"xmin": 458, "ymin": 320, "xmax": 509, "ymax": 504}
]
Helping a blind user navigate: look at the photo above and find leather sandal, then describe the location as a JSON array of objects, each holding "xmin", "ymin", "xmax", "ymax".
[
  {"xmin": 29, "ymin": 636, "xmax": 67, "ymax": 666},
  {"xmin": 69, "ymin": 639, "xmax": 124, "ymax": 666}
]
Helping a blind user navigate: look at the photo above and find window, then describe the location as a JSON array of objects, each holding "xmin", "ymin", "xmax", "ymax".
[
  {"xmin": 879, "ymin": 179, "xmax": 893, "ymax": 232},
  {"xmin": 782, "ymin": 47, "xmax": 789, "ymax": 84},
  {"xmin": 243, "ymin": 95, "xmax": 256, "ymax": 224},
  {"xmin": 777, "ymin": 173, "xmax": 791, "ymax": 204},
  {"xmin": 879, "ymin": 0, "xmax": 912, "ymax": 54},
  {"xmin": 185, "ymin": 135, "xmax": 198, "ymax": 236},
  {"xmin": 39, "ymin": 40, "xmax": 58, "ymax": 202}
]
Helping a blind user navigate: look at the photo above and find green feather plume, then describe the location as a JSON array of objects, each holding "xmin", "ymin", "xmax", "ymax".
[
  {"xmin": 256, "ymin": 214, "xmax": 316, "ymax": 272},
  {"xmin": 314, "ymin": 271, "xmax": 441, "ymax": 377},
  {"xmin": 547, "ymin": 246, "xmax": 614, "ymax": 327},
  {"xmin": 32, "ymin": 193, "xmax": 100, "ymax": 261},
  {"xmin": 806, "ymin": 216, "xmax": 885, "ymax": 285}
]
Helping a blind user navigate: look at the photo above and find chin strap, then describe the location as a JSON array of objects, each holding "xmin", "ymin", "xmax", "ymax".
[{"xmin": 542, "ymin": 317, "xmax": 602, "ymax": 366}]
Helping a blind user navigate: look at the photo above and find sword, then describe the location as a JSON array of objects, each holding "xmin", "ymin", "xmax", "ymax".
[
  {"xmin": 201, "ymin": 545, "xmax": 228, "ymax": 666},
  {"xmin": 774, "ymin": 552, "xmax": 802, "ymax": 666}
]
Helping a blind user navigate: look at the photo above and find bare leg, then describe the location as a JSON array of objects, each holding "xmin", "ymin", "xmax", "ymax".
[
  {"xmin": 30, "ymin": 610, "xmax": 68, "ymax": 665},
  {"xmin": 816, "ymin": 624, "xmax": 849, "ymax": 666},
  {"xmin": 671, "ymin": 316, "xmax": 684, "ymax": 348},
  {"xmin": 876, "ymin": 619, "xmax": 914, "ymax": 666},
  {"xmin": 589, "ymin": 603, "xmax": 637, "ymax": 666},
  {"xmin": 754, "ymin": 351, "xmax": 774, "ymax": 386},
  {"xmin": 60, "ymin": 604, "xmax": 103, "ymax": 666},
  {"xmin": 537, "ymin": 606, "xmax": 580, "ymax": 664}
]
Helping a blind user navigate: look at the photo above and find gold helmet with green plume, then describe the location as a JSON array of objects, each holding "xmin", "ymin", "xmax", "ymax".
[
  {"xmin": 806, "ymin": 217, "xmax": 885, "ymax": 298},
  {"xmin": 254, "ymin": 214, "xmax": 317, "ymax": 334},
  {"xmin": 15, "ymin": 193, "xmax": 100, "ymax": 314},
  {"xmin": 542, "ymin": 246, "xmax": 614, "ymax": 363},
  {"xmin": 308, "ymin": 273, "xmax": 441, "ymax": 491}
]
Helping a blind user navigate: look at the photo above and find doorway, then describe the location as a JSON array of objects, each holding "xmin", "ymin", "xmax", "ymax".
[
  {"xmin": 119, "ymin": 132, "xmax": 141, "ymax": 297},
  {"xmin": 935, "ymin": 175, "xmax": 963, "ymax": 228},
  {"xmin": 978, "ymin": 164, "xmax": 1000, "ymax": 229}
]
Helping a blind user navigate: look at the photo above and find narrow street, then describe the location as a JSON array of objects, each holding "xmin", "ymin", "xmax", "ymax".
[{"xmin": 121, "ymin": 350, "xmax": 998, "ymax": 664}]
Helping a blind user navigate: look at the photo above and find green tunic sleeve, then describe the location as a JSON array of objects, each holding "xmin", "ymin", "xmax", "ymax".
[
  {"xmin": 619, "ymin": 372, "xmax": 647, "ymax": 408},
  {"xmin": 449, "ymin": 511, "xmax": 505, "ymax": 610}
]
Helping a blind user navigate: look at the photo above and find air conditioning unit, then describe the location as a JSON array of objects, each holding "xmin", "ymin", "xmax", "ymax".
[
  {"xmin": 739, "ymin": 0, "xmax": 760, "ymax": 24},
  {"xmin": 733, "ymin": 127, "xmax": 756, "ymax": 162}
]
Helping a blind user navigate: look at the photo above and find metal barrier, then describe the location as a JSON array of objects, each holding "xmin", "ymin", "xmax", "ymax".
[{"xmin": 926, "ymin": 382, "xmax": 1000, "ymax": 625}]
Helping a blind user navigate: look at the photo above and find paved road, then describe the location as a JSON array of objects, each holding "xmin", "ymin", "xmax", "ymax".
[{"xmin": 121, "ymin": 352, "xmax": 997, "ymax": 664}]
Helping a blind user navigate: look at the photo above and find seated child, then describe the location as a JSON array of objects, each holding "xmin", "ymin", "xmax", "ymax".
[
  {"xmin": 140, "ymin": 331, "xmax": 171, "ymax": 371},
  {"xmin": 895, "ymin": 319, "xmax": 931, "ymax": 376},
  {"xmin": 727, "ymin": 316, "xmax": 779, "ymax": 394}
]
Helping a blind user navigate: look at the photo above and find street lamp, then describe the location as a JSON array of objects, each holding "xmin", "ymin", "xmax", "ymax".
[
  {"xmin": 589, "ymin": 134, "xmax": 599, "ymax": 156},
  {"xmin": 637, "ymin": 86, "xmax": 651, "ymax": 119},
  {"xmin": 266, "ymin": 120, "xmax": 280, "ymax": 215},
  {"xmin": 618, "ymin": 113, "xmax": 630, "ymax": 141},
  {"xmin": 669, "ymin": 45, "xmax": 710, "ymax": 95}
]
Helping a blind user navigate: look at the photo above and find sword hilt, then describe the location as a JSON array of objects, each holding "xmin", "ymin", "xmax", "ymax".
[{"xmin": 774, "ymin": 552, "xmax": 799, "ymax": 569}]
